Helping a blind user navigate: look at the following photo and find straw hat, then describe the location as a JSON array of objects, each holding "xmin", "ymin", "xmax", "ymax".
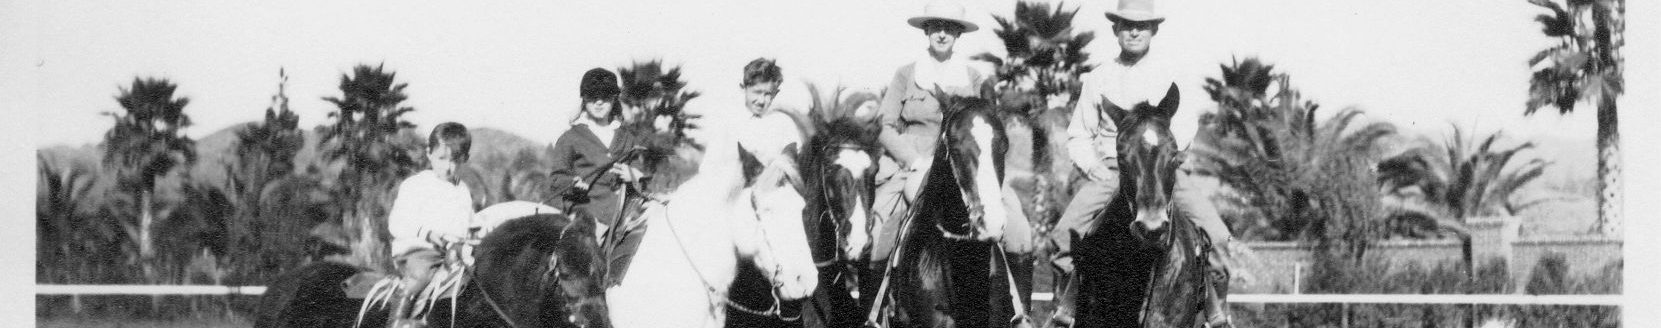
[
  {"xmin": 1106, "ymin": 0, "xmax": 1166, "ymax": 23},
  {"xmin": 907, "ymin": 1, "xmax": 980, "ymax": 33}
]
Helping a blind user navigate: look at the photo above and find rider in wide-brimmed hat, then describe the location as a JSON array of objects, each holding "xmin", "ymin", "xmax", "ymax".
[
  {"xmin": 1049, "ymin": 0, "xmax": 1235, "ymax": 326},
  {"xmin": 864, "ymin": 0, "xmax": 1002, "ymax": 313}
]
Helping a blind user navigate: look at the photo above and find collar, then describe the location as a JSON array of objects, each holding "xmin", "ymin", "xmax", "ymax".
[{"xmin": 913, "ymin": 52, "xmax": 975, "ymax": 90}]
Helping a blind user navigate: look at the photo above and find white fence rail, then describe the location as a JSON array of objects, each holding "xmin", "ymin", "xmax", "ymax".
[
  {"xmin": 36, "ymin": 285, "xmax": 1620, "ymax": 307},
  {"xmin": 37, "ymin": 285, "xmax": 267, "ymax": 296},
  {"xmin": 1030, "ymin": 292, "xmax": 1621, "ymax": 306}
]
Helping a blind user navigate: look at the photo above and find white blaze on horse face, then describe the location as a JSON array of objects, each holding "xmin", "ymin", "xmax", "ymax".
[
  {"xmin": 969, "ymin": 116, "xmax": 1007, "ymax": 241},
  {"xmin": 1141, "ymin": 128, "xmax": 1162, "ymax": 149},
  {"xmin": 833, "ymin": 148, "xmax": 873, "ymax": 176},
  {"xmin": 834, "ymin": 148, "xmax": 873, "ymax": 258},
  {"xmin": 844, "ymin": 193, "xmax": 871, "ymax": 258}
]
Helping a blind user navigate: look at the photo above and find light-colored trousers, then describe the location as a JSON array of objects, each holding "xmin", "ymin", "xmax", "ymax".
[{"xmin": 1047, "ymin": 166, "xmax": 1232, "ymax": 273}]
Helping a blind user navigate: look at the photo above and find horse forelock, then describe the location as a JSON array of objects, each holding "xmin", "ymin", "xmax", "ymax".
[
  {"xmin": 1116, "ymin": 103, "xmax": 1179, "ymax": 209},
  {"xmin": 942, "ymin": 101, "xmax": 1009, "ymax": 183}
]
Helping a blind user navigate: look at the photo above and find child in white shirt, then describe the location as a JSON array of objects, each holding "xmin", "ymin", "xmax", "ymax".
[{"xmin": 386, "ymin": 122, "xmax": 475, "ymax": 324}]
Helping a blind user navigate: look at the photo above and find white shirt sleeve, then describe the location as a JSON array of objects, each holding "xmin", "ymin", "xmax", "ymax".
[
  {"xmin": 387, "ymin": 176, "xmax": 429, "ymax": 251},
  {"xmin": 1067, "ymin": 73, "xmax": 1107, "ymax": 172}
]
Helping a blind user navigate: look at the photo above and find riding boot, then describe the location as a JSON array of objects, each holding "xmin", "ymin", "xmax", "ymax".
[
  {"xmin": 1201, "ymin": 248, "xmax": 1233, "ymax": 328},
  {"xmin": 388, "ymin": 288, "xmax": 427, "ymax": 328},
  {"xmin": 1045, "ymin": 271, "xmax": 1078, "ymax": 328}
]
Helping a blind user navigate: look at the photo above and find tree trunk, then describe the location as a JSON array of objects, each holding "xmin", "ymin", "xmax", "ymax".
[
  {"xmin": 140, "ymin": 190, "xmax": 162, "ymax": 314},
  {"xmin": 1595, "ymin": 98, "xmax": 1621, "ymax": 236},
  {"xmin": 140, "ymin": 190, "xmax": 155, "ymax": 265}
]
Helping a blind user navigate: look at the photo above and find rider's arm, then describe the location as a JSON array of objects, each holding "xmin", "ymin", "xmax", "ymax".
[
  {"xmin": 548, "ymin": 132, "xmax": 587, "ymax": 193},
  {"xmin": 877, "ymin": 65, "xmax": 924, "ymax": 168},
  {"xmin": 1066, "ymin": 73, "xmax": 1110, "ymax": 176}
]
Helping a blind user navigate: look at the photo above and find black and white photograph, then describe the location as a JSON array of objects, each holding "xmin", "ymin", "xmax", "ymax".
[{"xmin": 6, "ymin": 0, "xmax": 1658, "ymax": 327}]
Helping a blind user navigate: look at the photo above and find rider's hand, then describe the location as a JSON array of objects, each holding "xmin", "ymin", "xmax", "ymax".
[
  {"xmin": 1084, "ymin": 162, "xmax": 1116, "ymax": 182},
  {"xmin": 610, "ymin": 163, "xmax": 645, "ymax": 182},
  {"xmin": 572, "ymin": 176, "xmax": 591, "ymax": 192}
]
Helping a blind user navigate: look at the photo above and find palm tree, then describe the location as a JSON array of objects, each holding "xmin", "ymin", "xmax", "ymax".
[
  {"xmin": 971, "ymin": 1, "xmax": 1097, "ymax": 251},
  {"xmin": 619, "ymin": 60, "xmax": 702, "ymax": 137},
  {"xmin": 1191, "ymin": 58, "xmax": 1398, "ymax": 250},
  {"xmin": 319, "ymin": 64, "xmax": 422, "ymax": 270},
  {"xmin": 227, "ymin": 68, "xmax": 306, "ymax": 281},
  {"xmin": 37, "ymin": 153, "xmax": 98, "ymax": 283},
  {"xmin": 101, "ymin": 77, "xmax": 198, "ymax": 283},
  {"xmin": 618, "ymin": 60, "xmax": 703, "ymax": 194},
  {"xmin": 975, "ymin": 1, "xmax": 1095, "ymax": 103},
  {"xmin": 1375, "ymin": 126, "xmax": 1547, "ymax": 328},
  {"xmin": 1525, "ymin": 0, "xmax": 1623, "ymax": 235},
  {"xmin": 1376, "ymin": 126, "xmax": 1550, "ymax": 237}
]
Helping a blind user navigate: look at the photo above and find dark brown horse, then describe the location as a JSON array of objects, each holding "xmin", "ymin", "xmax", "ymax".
[
  {"xmin": 1073, "ymin": 84, "xmax": 1229, "ymax": 327},
  {"xmin": 255, "ymin": 210, "xmax": 607, "ymax": 328},
  {"xmin": 875, "ymin": 94, "xmax": 1029, "ymax": 328},
  {"xmin": 793, "ymin": 116, "xmax": 882, "ymax": 328}
]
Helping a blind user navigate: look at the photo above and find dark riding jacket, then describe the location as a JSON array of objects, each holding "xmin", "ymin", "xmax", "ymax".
[{"xmin": 550, "ymin": 123, "xmax": 628, "ymax": 226}]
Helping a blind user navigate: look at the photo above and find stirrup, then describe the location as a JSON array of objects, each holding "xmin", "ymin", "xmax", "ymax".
[
  {"xmin": 1043, "ymin": 308, "xmax": 1074, "ymax": 328},
  {"xmin": 1203, "ymin": 312, "xmax": 1234, "ymax": 328}
]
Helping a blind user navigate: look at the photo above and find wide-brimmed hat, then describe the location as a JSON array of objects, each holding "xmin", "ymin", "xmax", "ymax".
[
  {"xmin": 907, "ymin": 1, "xmax": 979, "ymax": 33},
  {"xmin": 1106, "ymin": 0, "xmax": 1166, "ymax": 24},
  {"xmin": 579, "ymin": 68, "xmax": 620, "ymax": 99}
]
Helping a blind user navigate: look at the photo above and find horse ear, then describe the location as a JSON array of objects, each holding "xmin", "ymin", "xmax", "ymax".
[
  {"xmin": 1155, "ymin": 83, "xmax": 1181, "ymax": 121},
  {"xmin": 1099, "ymin": 95, "xmax": 1129, "ymax": 128},
  {"xmin": 738, "ymin": 144, "xmax": 763, "ymax": 187}
]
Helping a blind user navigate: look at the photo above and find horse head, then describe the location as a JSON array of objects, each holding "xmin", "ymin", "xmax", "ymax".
[
  {"xmin": 934, "ymin": 91, "xmax": 1011, "ymax": 242},
  {"xmin": 730, "ymin": 141, "xmax": 820, "ymax": 301},
  {"xmin": 803, "ymin": 118, "xmax": 882, "ymax": 262},
  {"xmin": 1101, "ymin": 83, "xmax": 1183, "ymax": 247}
]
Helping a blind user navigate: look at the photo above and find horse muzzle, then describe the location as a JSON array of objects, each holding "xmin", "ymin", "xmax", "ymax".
[
  {"xmin": 773, "ymin": 270, "xmax": 819, "ymax": 301},
  {"xmin": 1128, "ymin": 208, "xmax": 1171, "ymax": 247}
]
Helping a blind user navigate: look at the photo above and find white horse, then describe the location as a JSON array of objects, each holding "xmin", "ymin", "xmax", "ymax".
[{"xmin": 606, "ymin": 134, "xmax": 819, "ymax": 328}]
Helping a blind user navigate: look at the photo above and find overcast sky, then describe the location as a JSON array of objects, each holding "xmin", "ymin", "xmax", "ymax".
[{"xmin": 0, "ymin": 0, "xmax": 1609, "ymax": 148}]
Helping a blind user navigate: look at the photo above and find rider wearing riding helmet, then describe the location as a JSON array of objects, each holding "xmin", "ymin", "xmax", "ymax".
[
  {"xmin": 1048, "ymin": 0, "xmax": 1233, "ymax": 325},
  {"xmin": 550, "ymin": 68, "xmax": 647, "ymax": 231}
]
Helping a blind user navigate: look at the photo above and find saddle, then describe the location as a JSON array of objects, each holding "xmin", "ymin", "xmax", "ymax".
[{"xmin": 348, "ymin": 243, "xmax": 474, "ymax": 328}]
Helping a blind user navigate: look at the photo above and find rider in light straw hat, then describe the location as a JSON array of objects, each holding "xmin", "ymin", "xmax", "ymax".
[
  {"xmin": 1048, "ymin": 0, "xmax": 1234, "ymax": 326},
  {"xmin": 863, "ymin": 0, "xmax": 992, "ymax": 313}
]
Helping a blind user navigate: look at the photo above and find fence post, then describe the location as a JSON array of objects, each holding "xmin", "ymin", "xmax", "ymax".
[
  {"xmin": 1293, "ymin": 263, "xmax": 1302, "ymax": 295},
  {"xmin": 1341, "ymin": 302, "xmax": 1350, "ymax": 328}
]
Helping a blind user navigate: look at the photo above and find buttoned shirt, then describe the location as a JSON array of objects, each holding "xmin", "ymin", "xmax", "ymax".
[{"xmin": 1066, "ymin": 50, "xmax": 1199, "ymax": 172}]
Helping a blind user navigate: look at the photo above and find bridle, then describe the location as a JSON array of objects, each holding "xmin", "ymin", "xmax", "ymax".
[
  {"xmin": 660, "ymin": 184, "xmax": 801, "ymax": 322},
  {"xmin": 814, "ymin": 142, "xmax": 873, "ymax": 267},
  {"xmin": 937, "ymin": 120, "xmax": 995, "ymax": 241}
]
